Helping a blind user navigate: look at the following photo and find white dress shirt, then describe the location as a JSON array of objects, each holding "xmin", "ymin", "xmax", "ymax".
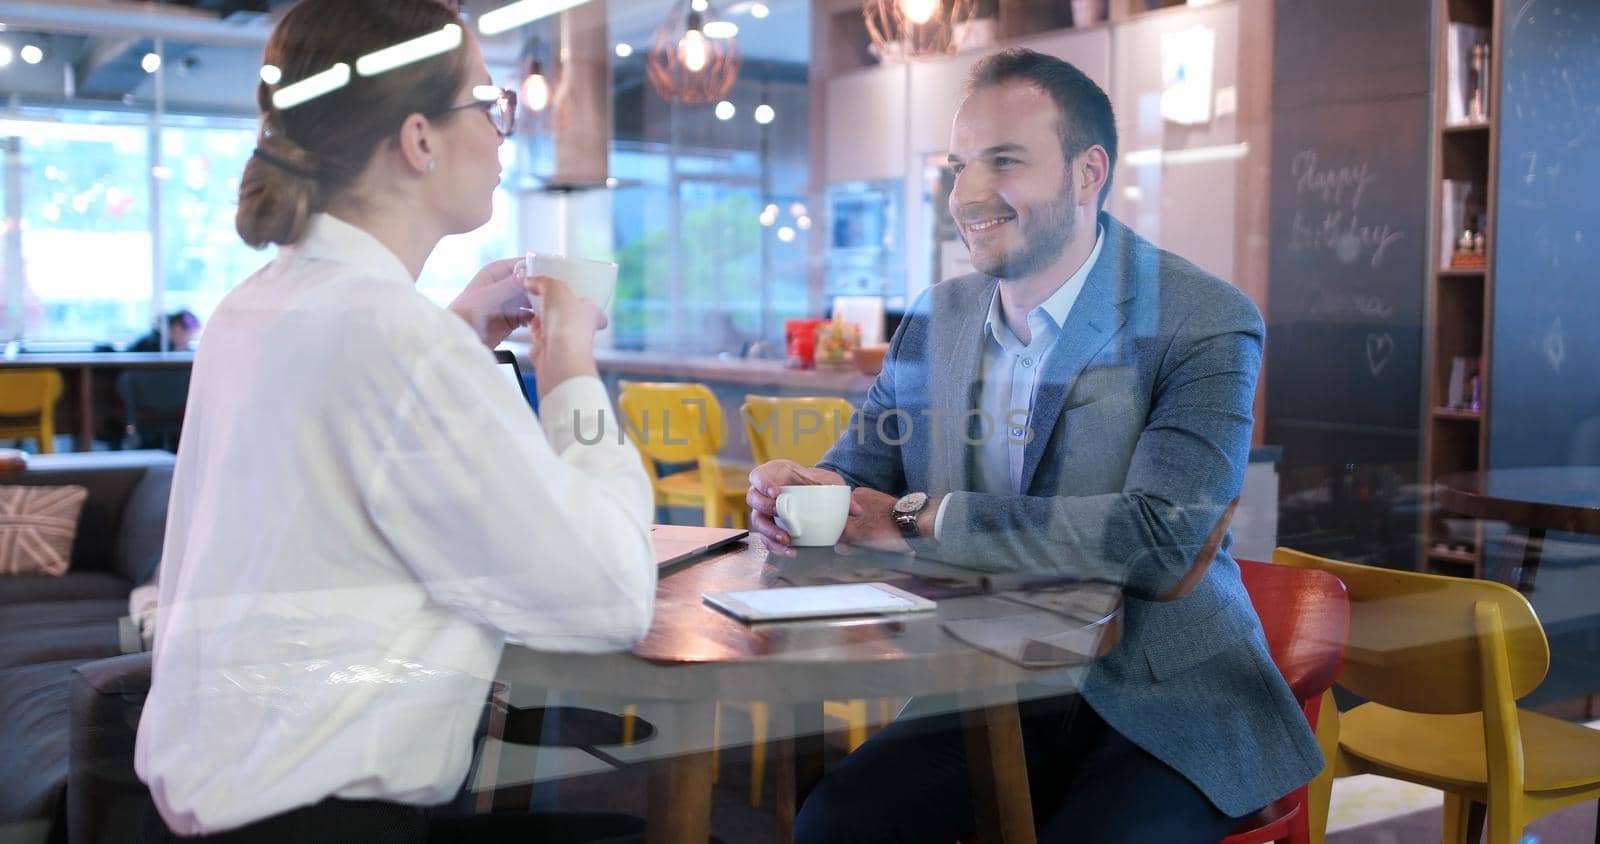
[
  {"xmin": 936, "ymin": 227, "xmax": 1104, "ymax": 537},
  {"xmin": 135, "ymin": 214, "xmax": 656, "ymax": 835}
]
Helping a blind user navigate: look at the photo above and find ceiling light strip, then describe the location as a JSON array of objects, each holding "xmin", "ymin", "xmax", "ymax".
[
  {"xmin": 272, "ymin": 62, "xmax": 351, "ymax": 110},
  {"xmin": 478, "ymin": 0, "xmax": 593, "ymax": 36},
  {"xmin": 355, "ymin": 23, "xmax": 462, "ymax": 77}
]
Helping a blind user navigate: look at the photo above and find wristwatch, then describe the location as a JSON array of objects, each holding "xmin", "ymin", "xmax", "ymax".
[{"xmin": 893, "ymin": 492, "xmax": 931, "ymax": 543}]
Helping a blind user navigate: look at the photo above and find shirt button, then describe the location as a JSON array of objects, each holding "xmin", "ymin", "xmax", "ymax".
[
  {"xmin": 1011, "ymin": 427, "xmax": 1025, "ymax": 438},
  {"xmin": 1021, "ymin": 357, "xmax": 1034, "ymax": 368}
]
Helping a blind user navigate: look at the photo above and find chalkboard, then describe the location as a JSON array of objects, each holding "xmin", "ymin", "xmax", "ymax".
[
  {"xmin": 1271, "ymin": 0, "xmax": 1431, "ymax": 108},
  {"xmin": 1262, "ymin": 0, "xmax": 1433, "ymax": 563},
  {"xmin": 1489, "ymin": 0, "xmax": 1600, "ymax": 469},
  {"xmin": 1265, "ymin": 96, "xmax": 1429, "ymax": 434}
]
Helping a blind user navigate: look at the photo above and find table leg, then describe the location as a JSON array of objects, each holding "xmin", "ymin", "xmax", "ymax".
[
  {"xmin": 646, "ymin": 699, "xmax": 716, "ymax": 844},
  {"xmin": 775, "ymin": 702, "xmax": 825, "ymax": 844},
  {"xmin": 1512, "ymin": 526, "xmax": 1545, "ymax": 592},
  {"xmin": 76, "ymin": 365, "xmax": 94, "ymax": 452},
  {"xmin": 958, "ymin": 690, "xmax": 1036, "ymax": 844}
]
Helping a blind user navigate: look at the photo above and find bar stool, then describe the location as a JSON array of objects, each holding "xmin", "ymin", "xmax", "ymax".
[{"xmin": 617, "ymin": 381, "xmax": 749, "ymax": 529}]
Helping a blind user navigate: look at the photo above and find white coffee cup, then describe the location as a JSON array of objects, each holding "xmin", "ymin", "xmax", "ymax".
[
  {"xmin": 774, "ymin": 484, "xmax": 851, "ymax": 547},
  {"xmin": 523, "ymin": 252, "xmax": 619, "ymax": 314}
]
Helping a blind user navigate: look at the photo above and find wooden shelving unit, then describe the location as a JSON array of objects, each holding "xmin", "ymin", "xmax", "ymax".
[{"xmin": 1421, "ymin": 0, "xmax": 1501, "ymax": 575}]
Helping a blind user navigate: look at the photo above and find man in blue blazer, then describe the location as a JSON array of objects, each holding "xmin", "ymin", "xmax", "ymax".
[{"xmin": 747, "ymin": 49, "xmax": 1321, "ymax": 842}]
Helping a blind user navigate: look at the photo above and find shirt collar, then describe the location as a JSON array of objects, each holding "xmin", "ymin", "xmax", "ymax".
[
  {"xmin": 985, "ymin": 224, "xmax": 1106, "ymax": 344},
  {"xmin": 277, "ymin": 213, "xmax": 415, "ymax": 286}
]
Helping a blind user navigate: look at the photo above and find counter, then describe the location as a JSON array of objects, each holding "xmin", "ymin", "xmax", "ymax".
[
  {"xmin": 593, "ymin": 349, "xmax": 875, "ymax": 396},
  {"xmin": 500, "ymin": 342, "xmax": 876, "ymax": 398}
]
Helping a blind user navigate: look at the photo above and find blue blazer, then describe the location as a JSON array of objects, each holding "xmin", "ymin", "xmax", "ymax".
[{"xmin": 818, "ymin": 213, "xmax": 1321, "ymax": 817}]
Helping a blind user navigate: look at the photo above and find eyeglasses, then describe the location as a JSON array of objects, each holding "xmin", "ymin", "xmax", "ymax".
[{"xmin": 436, "ymin": 85, "xmax": 517, "ymax": 138}]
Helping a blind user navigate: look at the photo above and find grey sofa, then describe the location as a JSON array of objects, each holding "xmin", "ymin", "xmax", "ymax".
[
  {"xmin": 0, "ymin": 451, "xmax": 649, "ymax": 843},
  {"xmin": 0, "ymin": 451, "xmax": 173, "ymax": 842}
]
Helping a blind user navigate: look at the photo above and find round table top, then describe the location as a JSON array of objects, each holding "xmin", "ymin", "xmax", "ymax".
[
  {"xmin": 1436, "ymin": 467, "xmax": 1600, "ymax": 534},
  {"xmin": 0, "ymin": 449, "xmax": 26, "ymax": 476},
  {"xmin": 497, "ymin": 539, "xmax": 1123, "ymax": 704}
]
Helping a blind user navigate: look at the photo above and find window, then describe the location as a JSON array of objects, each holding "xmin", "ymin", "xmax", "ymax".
[
  {"xmin": 1, "ymin": 53, "xmax": 523, "ymax": 347},
  {"xmin": 608, "ymin": 73, "xmax": 812, "ymax": 354},
  {"xmin": 158, "ymin": 118, "xmax": 269, "ymax": 333},
  {"xmin": 1, "ymin": 114, "xmax": 154, "ymax": 345}
]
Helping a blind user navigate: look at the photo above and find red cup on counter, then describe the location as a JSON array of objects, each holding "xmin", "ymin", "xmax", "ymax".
[{"xmin": 784, "ymin": 318, "xmax": 827, "ymax": 369}]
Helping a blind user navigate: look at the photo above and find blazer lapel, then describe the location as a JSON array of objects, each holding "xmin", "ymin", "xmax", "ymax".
[{"xmin": 1019, "ymin": 223, "xmax": 1136, "ymax": 491}]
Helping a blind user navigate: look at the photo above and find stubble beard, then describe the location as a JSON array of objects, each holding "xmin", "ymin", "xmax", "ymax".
[{"xmin": 966, "ymin": 183, "xmax": 1078, "ymax": 281}]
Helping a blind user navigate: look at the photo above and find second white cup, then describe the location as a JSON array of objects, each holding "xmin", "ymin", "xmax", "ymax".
[
  {"xmin": 774, "ymin": 484, "xmax": 851, "ymax": 547},
  {"xmin": 523, "ymin": 252, "xmax": 619, "ymax": 314}
]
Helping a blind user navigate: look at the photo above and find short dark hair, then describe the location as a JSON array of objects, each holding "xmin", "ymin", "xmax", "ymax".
[
  {"xmin": 166, "ymin": 310, "xmax": 200, "ymax": 331},
  {"xmin": 964, "ymin": 48, "xmax": 1118, "ymax": 209}
]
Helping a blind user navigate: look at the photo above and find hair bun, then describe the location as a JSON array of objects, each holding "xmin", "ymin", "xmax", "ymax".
[{"xmin": 236, "ymin": 129, "xmax": 323, "ymax": 248}]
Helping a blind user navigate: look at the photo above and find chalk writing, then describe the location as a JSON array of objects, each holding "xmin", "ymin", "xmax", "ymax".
[
  {"xmin": 1366, "ymin": 332, "xmax": 1395, "ymax": 377},
  {"xmin": 1308, "ymin": 290, "xmax": 1395, "ymax": 321},
  {"xmin": 1287, "ymin": 149, "xmax": 1406, "ymax": 269},
  {"xmin": 1544, "ymin": 316, "xmax": 1565, "ymax": 372},
  {"xmin": 1291, "ymin": 150, "xmax": 1377, "ymax": 207}
]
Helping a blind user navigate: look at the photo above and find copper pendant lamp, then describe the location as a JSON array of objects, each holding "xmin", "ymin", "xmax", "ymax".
[
  {"xmin": 646, "ymin": 0, "xmax": 741, "ymax": 104},
  {"xmin": 863, "ymin": 0, "xmax": 979, "ymax": 62}
]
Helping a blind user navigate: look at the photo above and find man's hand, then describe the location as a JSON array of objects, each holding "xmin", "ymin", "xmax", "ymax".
[
  {"xmin": 837, "ymin": 487, "xmax": 913, "ymax": 555},
  {"xmin": 747, "ymin": 460, "xmax": 846, "ymax": 557},
  {"xmin": 448, "ymin": 257, "xmax": 530, "ymax": 348}
]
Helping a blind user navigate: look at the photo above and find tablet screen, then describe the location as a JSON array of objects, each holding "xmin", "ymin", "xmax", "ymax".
[{"xmin": 705, "ymin": 583, "xmax": 934, "ymax": 621}]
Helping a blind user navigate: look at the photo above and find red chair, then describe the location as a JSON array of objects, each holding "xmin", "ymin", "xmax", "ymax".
[{"xmin": 1222, "ymin": 559, "xmax": 1350, "ymax": 844}]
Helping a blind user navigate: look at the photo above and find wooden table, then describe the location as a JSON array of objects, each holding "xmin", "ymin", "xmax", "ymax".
[
  {"xmin": 496, "ymin": 540, "xmax": 1122, "ymax": 844},
  {"xmin": 1437, "ymin": 467, "xmax": 1600, "ymax": 591},
  {"xmin": 0, "ymin": 353, "xmax": 194, "ymax": 451}
]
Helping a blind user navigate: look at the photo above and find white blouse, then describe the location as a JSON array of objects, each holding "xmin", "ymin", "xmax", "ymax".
[{"xmin": 135, "ymin": 214, "xmax": 656, "ymax": 835}]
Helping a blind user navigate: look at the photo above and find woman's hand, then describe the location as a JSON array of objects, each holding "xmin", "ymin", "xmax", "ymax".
[
  {"xmin": 526, "ymin": 273, "xmax": 608, "ymax": 400},
  {"xmin": 447, "ymin": 257, "xmax": 529, "ymax": 348}
]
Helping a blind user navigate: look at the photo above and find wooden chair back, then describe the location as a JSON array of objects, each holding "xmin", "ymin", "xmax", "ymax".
[
  {"xmin": 617, "ymin": 381, "xmax": 726, "ymax": 465},
  {"xmin": 740, "ymin": 395, "xmax": 855, "ymax": 466},
  {"xmin": 1272, "ymin": 547, "xmax": 1548, "ymax": 714}
]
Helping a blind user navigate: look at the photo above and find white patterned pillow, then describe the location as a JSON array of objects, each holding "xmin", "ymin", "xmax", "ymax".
[{"xmin": 0, "ymin": 484, "xmax": 90, "ymax": 576}]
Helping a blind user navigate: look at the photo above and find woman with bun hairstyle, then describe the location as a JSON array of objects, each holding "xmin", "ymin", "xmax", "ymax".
[{"xmin": 134, "ymin": 0, "xmax": 655, "ymax": 838}]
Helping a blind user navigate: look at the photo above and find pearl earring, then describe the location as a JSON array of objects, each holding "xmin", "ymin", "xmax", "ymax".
[{"xmin": 426, "ymin": 160, "xmax": 437, "ymax": 173}]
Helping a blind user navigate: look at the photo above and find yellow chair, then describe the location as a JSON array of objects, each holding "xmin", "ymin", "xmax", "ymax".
[
  {"xmin": 712, "ymin": 697, "xmax": 890, "ymax": 809},
  {"xmin": 1274, "ymin": 547, "xmax": 1600, "ymax": 844},
  {"xmin": 616, "ymin": 381, "xmax": 749, "ymax": 528},
  {"xmin": 0, "ymin": 370, "xmax": 64, "ymax": 454},
  {"xmin": 741, "ymin": 395, "xmax": 856, "ymax": 467}
]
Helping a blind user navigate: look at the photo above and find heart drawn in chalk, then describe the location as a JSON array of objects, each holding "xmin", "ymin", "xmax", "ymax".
[{"xmin": 1366, "ymin": 332, "xmax": 1394, "ymax": 377}]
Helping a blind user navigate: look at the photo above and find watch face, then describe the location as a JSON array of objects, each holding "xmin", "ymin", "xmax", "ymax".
[{"xmin": 895, "ymin": 492, "xmax": 928, "ymax": 514}]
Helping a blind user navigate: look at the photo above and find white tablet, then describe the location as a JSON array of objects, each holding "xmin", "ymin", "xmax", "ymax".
[{"xmin": 703, "ymin": 582, "xmax": 937, "ymax": 623}]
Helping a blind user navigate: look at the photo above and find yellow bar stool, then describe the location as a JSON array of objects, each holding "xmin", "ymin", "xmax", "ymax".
[
  {"xmin": 1274, "ymin": 547, "xmax": 1600, "ymax": 844},
  {"xmin": 0, "ymin": 370, "xmax": 64, "ymax": 454},
  {"xmin": 724, "ymin": 394, "xmax": 893, "ymax": 807},
  {"xmin": 616, "ymin": 381, "xmax": 749, "ymax": 529}
]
